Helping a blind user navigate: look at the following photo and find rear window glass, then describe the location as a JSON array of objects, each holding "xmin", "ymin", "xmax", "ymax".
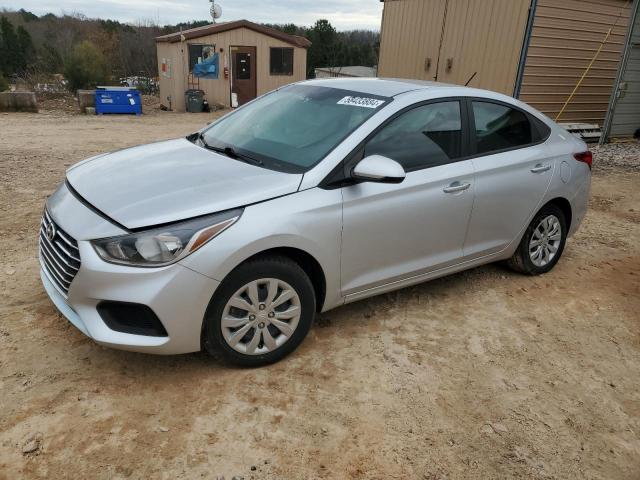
[{"xmin": 473, "ymin": 101, "xmax": 533, "ymax": 154}]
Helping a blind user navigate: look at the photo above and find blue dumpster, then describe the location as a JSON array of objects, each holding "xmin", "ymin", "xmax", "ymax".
[{"xmin": 95, "ymin": 87, "xmax": 142, "ymax": 115}]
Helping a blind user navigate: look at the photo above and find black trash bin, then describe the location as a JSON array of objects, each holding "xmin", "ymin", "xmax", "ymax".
[{"xmin": 185, "ymin": 89, "xmax": 205, "ymax": 113}]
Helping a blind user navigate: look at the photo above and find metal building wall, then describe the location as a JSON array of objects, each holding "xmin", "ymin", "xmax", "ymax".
[
  {"xmin": 436, "ymin": 0, "xmax": 531, "ymax": 93},
  {"xmin": 377, "ymin": 0, "xmax": 530, "ymax": 95},
  {"xmin": 378, "ymin": 0, "xmax": 449, "ymax": 81},
  {"xmin": 605, "ymin": 0, "xmax": 640, "ymax": 137},
  {"xmin": 518, "ymin": 0, "xmax": 632, "ymax": 124}
]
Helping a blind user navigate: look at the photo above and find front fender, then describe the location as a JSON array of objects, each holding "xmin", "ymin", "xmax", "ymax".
[{"xmin": 179, "ymin": 188, "xmax": 344, "ymax": 311}]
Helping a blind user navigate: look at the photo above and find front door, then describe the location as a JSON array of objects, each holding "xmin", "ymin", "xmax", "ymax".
[
  {"xmin": 231, "ymin": 46, "xmax": 257, "ymax": 107},
  {"xmin": 340, "ymin": 100, "xmax": 475, "ymax": 296}
]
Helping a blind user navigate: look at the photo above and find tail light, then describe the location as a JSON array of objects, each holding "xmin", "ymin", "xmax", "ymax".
[{"xmin": 573, "ymin": 151, "xmax": 593, "ymax": 170}]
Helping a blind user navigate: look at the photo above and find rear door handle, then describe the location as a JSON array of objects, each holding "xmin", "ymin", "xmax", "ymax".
[
  {"xmin": 443, "ymin": 181, "xmax": 471, "ymax": 193},
  {"xmin": 530, "ymin": 164, "xmax": 551, "ymax": 173}
]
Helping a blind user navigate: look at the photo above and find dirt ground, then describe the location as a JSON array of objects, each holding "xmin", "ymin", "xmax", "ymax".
[{"xmin": 0, "ymin": 107, "xmax": 639, "ymax": 480}]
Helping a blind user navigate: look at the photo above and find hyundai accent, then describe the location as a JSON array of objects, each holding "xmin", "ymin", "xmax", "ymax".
[{"xmin": 39, "ymin": 78, "xmax": 591, "ymax": 365}]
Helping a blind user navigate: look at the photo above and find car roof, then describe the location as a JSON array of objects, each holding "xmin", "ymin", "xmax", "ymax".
[
  {"xmin": 299, "ymin": 77, "xmax": 549, "ymax": 121},
  {"xmin": 301, "ymin": 77, "xmax": 469, "ymax": 98}
]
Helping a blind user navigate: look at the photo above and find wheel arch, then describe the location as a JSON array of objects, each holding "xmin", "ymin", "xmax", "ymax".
[
  {"xmin": 543, "ymin": 197, "xmax": 572, "ymax": 231},
  {"xmin": 228, "ymin": 247, "xmax": 327, "ymax": 313}
]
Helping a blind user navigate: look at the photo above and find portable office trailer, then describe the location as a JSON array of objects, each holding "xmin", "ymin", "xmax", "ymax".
[
  {"xmin": 378, "ymin": 0, "xmax": 635, "ymax": 127},
  {"xmin": 156, "ymin": 20, "xmax": 310, "ymax": 112}
]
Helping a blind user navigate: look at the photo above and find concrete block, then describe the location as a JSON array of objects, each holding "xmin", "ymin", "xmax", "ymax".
[
  {"xmin": 77, "ymin": 89, "xmax": 95, "ymax": 112},
  {"xmin": 0, "ymin": 92, "xmax": 38, "ymax": 112}
]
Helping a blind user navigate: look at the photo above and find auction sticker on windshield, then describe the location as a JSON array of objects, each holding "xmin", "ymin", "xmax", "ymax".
[{"xmin": 337, "ymin": 96, "xmax": 386, "ymax": 108}]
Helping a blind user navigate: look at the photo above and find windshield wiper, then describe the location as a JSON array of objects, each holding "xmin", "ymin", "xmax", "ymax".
[{"xmin": 199, "ymin": 134, "xmax": 263, "ymax": 167}]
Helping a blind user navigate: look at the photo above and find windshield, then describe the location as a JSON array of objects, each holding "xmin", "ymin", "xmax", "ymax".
[{"xmin": 201, "ymin": 84, "xmax": 391, "ymax": 173}]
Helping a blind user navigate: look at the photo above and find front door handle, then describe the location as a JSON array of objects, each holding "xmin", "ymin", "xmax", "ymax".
[
  {"xmin": 443, "ymin": 181, "xmax": 471, "ymax": 193},
  {"xmin": 530, "ymin": 164, "xmax": 551, "ymax": 173}
]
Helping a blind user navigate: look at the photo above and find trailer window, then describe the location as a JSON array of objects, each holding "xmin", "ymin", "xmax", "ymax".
[{"xmin": 270, "ymin": 48, "xmax": 294, "ymax": 76}]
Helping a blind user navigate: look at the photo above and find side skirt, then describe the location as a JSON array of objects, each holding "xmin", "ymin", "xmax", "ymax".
[{"xmin": 342, "ymin": 249, "xmax": 510, "ymax": 305}]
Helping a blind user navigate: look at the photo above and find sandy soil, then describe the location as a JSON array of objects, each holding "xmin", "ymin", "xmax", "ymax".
[{"xmin": 0, "ymin": 110, "xmax": 639, "ymax": 480}]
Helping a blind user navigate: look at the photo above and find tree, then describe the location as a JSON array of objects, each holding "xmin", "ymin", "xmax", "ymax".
[
  {"xmin": 0, "ymin": 16, "xmax": 20, "ymax": 76},
  {"xmin": 16, "ymin": 26, "xmax": 34, "ymax": 71},
  {"xmin": 268, "ymin": 20, "xmax": 379, "ymax": 78},
  {"xmin": 307, "ymin": 19, "xmax": 339, "ymax": 77},
  {"xmin": 37, "ymin": 44, "xmax": 63, "ymax": 73},
  {"xmin": 0, "ymin": 17, "xmax": 35, "ymax": 76},
  {"xmin": 18, "ymin": 9, "xmax": 39, "ymax": 22},
  {"xmin": 64, "ymin": 40, "xmax": 109, "ymax": 91}
]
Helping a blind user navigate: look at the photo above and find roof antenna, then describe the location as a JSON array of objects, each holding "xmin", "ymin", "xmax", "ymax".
[
  {"xmin": 464, "ymin": 72, "xmax": 477, "ymax": 87},
  {"xmin": 210, "ymin": 1, "xmax": 222, "ymax": 23}
]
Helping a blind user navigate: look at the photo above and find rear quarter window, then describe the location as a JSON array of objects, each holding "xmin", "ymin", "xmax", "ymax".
[{"xmin": 531, "ymin": 116, "xmax": 551, "ymax": 143}]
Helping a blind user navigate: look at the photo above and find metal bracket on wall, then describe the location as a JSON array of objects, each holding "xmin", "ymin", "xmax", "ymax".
[
  {"xmin": 600, "ymin": 0, "xmax": 638, "ymax": 143},
  {"xmin": 513, "ymin": 0, "xmax": 538, "ymax": 98}
]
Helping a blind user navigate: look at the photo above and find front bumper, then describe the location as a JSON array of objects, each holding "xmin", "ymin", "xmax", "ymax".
[{"xmin": 40, "ymin": 241, "xmax": 220, "ymax": 355}]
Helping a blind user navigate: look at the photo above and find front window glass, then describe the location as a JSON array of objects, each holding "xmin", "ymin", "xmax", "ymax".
[
  {"xmin": 201, "ymin": 85, "xmax": 391, "ymax": 172},
  {"xmin": 365, "ymin": 101, "xmax": 463, "ymax": 171}
]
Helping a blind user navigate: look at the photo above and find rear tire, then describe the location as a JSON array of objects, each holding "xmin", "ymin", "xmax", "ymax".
[
  {"xmin": 202, "ymin": 255, "xmax": 315, "ymax": 367},
  {"xmin": 507, "ymin": 204, "xmax": 567, "ymax": 275}
]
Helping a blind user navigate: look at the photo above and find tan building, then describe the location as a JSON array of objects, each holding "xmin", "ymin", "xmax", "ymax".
[
  {"xmin": 156, "ymin": 20, "xmax": 310, "ymax": 111},
  {"xmin": 378, "ymin": 0, "xmax": 635, "ymax": 126}
]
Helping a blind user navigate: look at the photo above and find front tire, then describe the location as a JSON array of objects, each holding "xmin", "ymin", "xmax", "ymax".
[
  {"xmin": 203, "ymin": 255, "xmax": 316, "ymax": 366},
  {"xmin": 507, "ymin": 204, "xmax": 567, "ymax": 275}
]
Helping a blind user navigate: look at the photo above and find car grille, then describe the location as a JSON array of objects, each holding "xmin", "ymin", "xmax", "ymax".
[{"xmin": 39, "ymin": 209, "xmax": 81, "ymax": 296}]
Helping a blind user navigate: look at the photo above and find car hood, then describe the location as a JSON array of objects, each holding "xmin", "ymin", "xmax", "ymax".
[{"xmin": 66, "ymin": 138, "xmax": 303, "ymax": 229}]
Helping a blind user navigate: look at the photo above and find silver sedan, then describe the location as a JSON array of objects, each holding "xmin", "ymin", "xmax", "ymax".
[{"xmin": 40, "ymin": 78, "xmax": 591, "ymax": 365}]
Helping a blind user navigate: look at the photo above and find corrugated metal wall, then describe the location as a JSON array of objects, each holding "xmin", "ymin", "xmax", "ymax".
[
  {"xmin": 437, "ymin": 0, "xmax": 531, "ymax": 93},
  {"xmin": 377, "ymin": 0, "xmax": 530, "ymax": 94},
  {"xmin": 378, "ymin": 0, "xmax": 448, "ymax": 81},
  {"xmin": 606, "ymin": 1, "xmax": 640, "ymax": 137},
  {"xmin": 519, "ymin": 0, "xmax": 632, "ymax": 124}
]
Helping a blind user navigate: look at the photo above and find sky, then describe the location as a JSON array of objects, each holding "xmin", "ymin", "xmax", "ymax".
[{"xmin": 0, "ymin": 0, "xmax": 384, "ymax": 30}]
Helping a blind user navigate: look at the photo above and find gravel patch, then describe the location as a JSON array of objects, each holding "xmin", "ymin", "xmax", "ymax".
[{"xmin": 592, "ymin": 140, "xmax": 640, "ymax": 173}]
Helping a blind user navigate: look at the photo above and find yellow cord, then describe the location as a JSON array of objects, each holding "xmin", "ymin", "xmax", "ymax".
[
  {"xmin": 555, "ymin": 0, "xmax": 631, "ymax": 122},
  {"xmin": 555, "ymin": 29, "xmax": 612, "ymax": 122}
]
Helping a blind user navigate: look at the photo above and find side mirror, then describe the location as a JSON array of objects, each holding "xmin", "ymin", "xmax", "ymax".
[{"xmin": 351, "ymin": 155, "xmax": 406, "ymax": 184}]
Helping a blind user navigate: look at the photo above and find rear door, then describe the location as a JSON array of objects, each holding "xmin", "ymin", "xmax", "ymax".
[
  {"xmin": 463, "ymin": 99, "xmax": 554, "ymax": 258},
  {"xmin": 231, "ymin": 46, "xmax": 257, "ymax": 106},
  {"xmin": 340, "ymin": 100, "xmax": 475, "ymax": 296}
]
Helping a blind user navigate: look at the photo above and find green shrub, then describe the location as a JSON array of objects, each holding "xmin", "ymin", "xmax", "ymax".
[
  {"xmin": 0, "ymin": 76, "xmax": 8, "ymax": 92},
  {"xmin": 63, "ymin": 41, "xmax": 109, "ymax": 92}
]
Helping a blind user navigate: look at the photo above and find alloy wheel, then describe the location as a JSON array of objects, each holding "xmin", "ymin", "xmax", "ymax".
[
  {"xmin": 221, "ymin": 278, "xmax": 301, "ymax": 355},
  {"xmin": 528, "ymin": 214, "xmax": 562, "ymax": 267}
]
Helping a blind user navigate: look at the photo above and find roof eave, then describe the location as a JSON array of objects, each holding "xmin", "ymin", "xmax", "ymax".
[{"xmin": 155, "ymin": 19, "xmax": 311, "ymax": 49}]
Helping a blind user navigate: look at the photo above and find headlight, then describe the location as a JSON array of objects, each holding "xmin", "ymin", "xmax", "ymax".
[{"xmin": 92, "ymin": 209, "xmax": 242, "ymax": 267}]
